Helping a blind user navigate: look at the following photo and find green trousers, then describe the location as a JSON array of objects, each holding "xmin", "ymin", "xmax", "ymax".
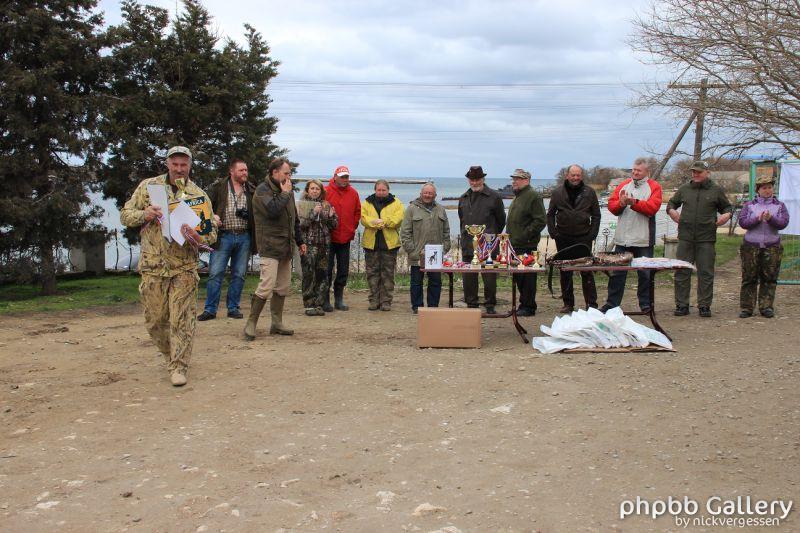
[
  {"xmin": 674, "ymin": 240, "xmax": 716, "ymax": 308},
  {"xmin": 740, "ymin": 243, "xmax": 782, "ymax": 312}
]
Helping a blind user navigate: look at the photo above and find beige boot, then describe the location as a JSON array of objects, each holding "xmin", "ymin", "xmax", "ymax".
[
  {"xmin": 269, "ymin": 294, "xmax": 294, "ymax": 335},
  {"xmin": 244, "ymin": 294, "xmax": 267, "ymax": 341}
]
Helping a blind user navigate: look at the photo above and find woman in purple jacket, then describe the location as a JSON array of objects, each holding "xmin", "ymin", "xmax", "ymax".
[{"xmin": 738, "ymin": 175, "xmax": 790, "ymax": 318}]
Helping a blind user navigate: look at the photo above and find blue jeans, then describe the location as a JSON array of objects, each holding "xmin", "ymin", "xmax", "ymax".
[
  {"xmin": 604, "ymin": 244, "xmax": 653, "ymax": 310},
  {"xmin": 410, "ymin": 265, "xmax": 441, "ymax": 310},
  {"xmin": 203, "ymin": 231, "xmax": 251, "ymax": 314}
]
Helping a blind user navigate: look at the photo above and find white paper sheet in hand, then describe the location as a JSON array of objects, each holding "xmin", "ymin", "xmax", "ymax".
[
  {"xmin": 146, "ymin": 183, "xmax": 171, "ymax": 241},
  {"xmin": 169, "ymin": 200, "xmax": 201, "ymax": 246}
]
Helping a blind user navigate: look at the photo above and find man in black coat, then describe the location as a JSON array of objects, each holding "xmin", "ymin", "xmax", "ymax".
[
  {"xmin": 458, "ymin": 165, "xmax": 506, "ymax": 314},
  {"xmin": 546, "ymin": 164, "xmax": 601, "ymax": 313}
]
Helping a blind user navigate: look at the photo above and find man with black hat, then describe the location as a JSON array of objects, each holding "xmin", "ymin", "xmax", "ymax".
[
  {"xmin": 666, "ymin": 160, "xmax": 733, "ymax": 317},
  {"xmin": 120, "ymin": 146, "xmax": 217, "ymax": 386},
  {"xmin": 458, "ymin": 165, "xmax": 506, "ymax": 314},
  {"xmin": 198, "ymin": 158, "xmax": 256, "ymax": 321}
]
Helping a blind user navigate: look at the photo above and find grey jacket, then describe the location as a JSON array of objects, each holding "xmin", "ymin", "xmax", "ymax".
[{"xmin": 400, "ymin": 198, "xmax": 451, "ymax": 266}]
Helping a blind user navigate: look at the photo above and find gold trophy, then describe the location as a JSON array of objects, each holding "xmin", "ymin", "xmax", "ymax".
[
  {"xmin": 498, "ymin": 233, "xmax": 510, "ymax": 266},
  {"xmin": 464, "ymin": 224, "xmax": 485, "ymax": 268}
]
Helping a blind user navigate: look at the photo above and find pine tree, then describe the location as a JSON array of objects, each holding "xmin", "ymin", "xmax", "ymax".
[
  {"xmin": 0, "ymin": 0, "xmax": 105, "ymax": 294},
  {"xmin": 102, "ymin": 0, "xmax": 286, "ymax": 242}
]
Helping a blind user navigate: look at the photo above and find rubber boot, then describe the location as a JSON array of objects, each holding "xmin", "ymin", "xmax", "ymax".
[
  {"xmin": 269, "ymin": 294, "xmax": 294, "ymax": 335},
  {"xmin": 334, "ymin": 288, "xmax": 349, "ymax": 311},
  {"xmin": 244, "ymin": 294, "xmax": 267, "ymax": 341},
  {"xmin": 322, "ymin": 290, "xmax": 334, "ymax": 313}
]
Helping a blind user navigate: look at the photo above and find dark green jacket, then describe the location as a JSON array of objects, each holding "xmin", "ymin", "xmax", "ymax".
[
  {"xmin": 506, "ymin": 185, "xmax": 546, "ymax": 251},
  {"xmin": 253, "ymin": 178, "xmax": 303, "ymax": 260},
  {"xmin": 667, "ymin": 179, "xmax": 732, "ymax": 243}
]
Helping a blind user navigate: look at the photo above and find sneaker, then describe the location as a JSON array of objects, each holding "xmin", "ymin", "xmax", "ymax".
[
  {"xmin": 485, "ymin": 306, "xmax": 497, "ymax": 315},
  {"xmin": 170, "ymin": 371, "xmax": 187, "ymax": 387},
  {"xmin": 761, "ymin": 308, "xmax": 774, "ymax": 318},
  {"xmin": 227, "ymin": 309, "xmax": 243, "ymax": 319},
  {"xmin": 698, "ymin": 306, "xmax": 711, "ymax": 318},
  {"xmin": 305, "ymin": 307, "xmax": 322, "ymax": 316},
  {"xmin": 558, "ymin": 305, "xmax": 574, "ymax": 314},
  {"xmin": 197, "ymin": 311, "xmax": 216, "ymax": 321},
  {"xmin": 739, "ymin": 310, "xmax": 753, "ymax": 318},
  {"xmin": 516, "ymin": 307, "xmax": 535, "ymax": 317},
  {"xmin": 674, "ymin": 306, "xmax": 689, "ymax": 316},
  {"xmin": 380, "ymin": 303, "xmax": 391, "ymax": 311}
]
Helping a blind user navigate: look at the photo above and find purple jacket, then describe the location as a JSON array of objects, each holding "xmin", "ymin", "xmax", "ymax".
[{"xmin": 738, "ymin": 196, "xmax": 789, "ymax": 248}]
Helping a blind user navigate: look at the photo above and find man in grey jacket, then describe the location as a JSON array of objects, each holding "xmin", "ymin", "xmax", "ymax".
[{"xmin": 400, "ymin": 182, "xmax": 451, "ymax": 314}]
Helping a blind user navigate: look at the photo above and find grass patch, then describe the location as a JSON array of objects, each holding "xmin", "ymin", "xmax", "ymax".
[{"xmin": 0, "ymin": 235, "xmax": 754, "ymax": 315}]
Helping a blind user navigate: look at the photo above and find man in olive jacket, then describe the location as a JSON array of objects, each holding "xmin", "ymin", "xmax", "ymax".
[
  {"xmin": 547, "ymin": 164, "xmax": 601, "ymax": 313},
  {"xmin": 244, "ymin": 158, "xmax": 307, "ymax": 340},
  {"xmin": 199, "ymin": 158, "xmax": 257, "ymax": 321},
  {"xmin": 400, "ymin": 182, "xmax": 451, "ymax": 313},
  {"xmin": 458, "ymin": 165, "xmax": 506, "ymax": 314},
  {"xmin": 507, "ymin": 168, "xmax": 546, "ymax": 316},
  {"xmin": 666, "ymin": 160, "xmax": 732, "ymax": 317}
]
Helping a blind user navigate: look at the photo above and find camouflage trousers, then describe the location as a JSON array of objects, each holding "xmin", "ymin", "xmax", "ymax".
[
  {"xmin": 301, "ymin": 245, "xmax": 329, "ymax": 309},
  {"xmin": 740, "ymin": 243, "xmax": 783, "ymax": 312},
  {"xmin": 365, "ymin": 248, "xmax": 399, "ymax": 306},
  {"xmin": 140, "ymin": 272, "xmax": 198, "ymax": 374}
]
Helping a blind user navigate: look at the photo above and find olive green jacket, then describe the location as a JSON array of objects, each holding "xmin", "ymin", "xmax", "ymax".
[
  {"xmin": 667, "ymin": 179, "xmax": 732, "ymax": 243},
  {"xmin": 506, "ymin": 185, "xmax": 546, "ymax": 251},
  {"xmin": 253, "ymin": 178, "xmax": 303, "ymax": 260},
  {"xmin": 400, "ymin": 199, "xmax": 451, "ymax": 266}
]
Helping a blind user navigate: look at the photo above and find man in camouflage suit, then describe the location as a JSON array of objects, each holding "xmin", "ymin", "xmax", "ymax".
[{"xmin": 120, "ymin": 146, "xmax": 217, "ymax": 386}]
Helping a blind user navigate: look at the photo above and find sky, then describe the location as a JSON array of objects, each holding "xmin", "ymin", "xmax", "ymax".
[{"xmin": 98, "ymin": 0, "xmax": 689, "ymax": 181}]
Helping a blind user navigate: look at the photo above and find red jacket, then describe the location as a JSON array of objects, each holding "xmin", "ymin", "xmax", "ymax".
[
  {"xmin": 608, "ymin": 178, "xmax": 662, "ymax": 217},
  {"xmin": 325, "ymin": 179, "xmax": 361, "ymax": 244}
]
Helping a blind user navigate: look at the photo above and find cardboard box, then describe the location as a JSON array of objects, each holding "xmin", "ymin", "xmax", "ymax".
[{"xmin": 417, "ymin": 307, "xmax": 481, "ymax": 348}]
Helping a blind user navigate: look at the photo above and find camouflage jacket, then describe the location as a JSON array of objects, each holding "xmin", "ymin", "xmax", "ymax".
[{"xmin": 120, "ymin": 174, "xmax": 217, "ymax": 277}]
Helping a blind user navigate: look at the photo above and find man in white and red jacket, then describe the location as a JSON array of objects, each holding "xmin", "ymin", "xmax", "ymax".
[
  {"xmin": 324, "ymin": 165, "xmax": 362, "ymax": 311},
  {"xmin": 600, "ymin": 158, "xmax": 663, "ymax": 312}
]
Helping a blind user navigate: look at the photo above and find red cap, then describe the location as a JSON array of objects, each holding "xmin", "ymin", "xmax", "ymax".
[{"xmin": 333, "ymin": 165, "xmax": 350, "ymax": 178}]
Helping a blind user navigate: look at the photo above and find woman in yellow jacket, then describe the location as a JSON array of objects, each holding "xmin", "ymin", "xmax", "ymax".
[{"xmin": 361, "ymin": 180, "xmax": 405, "ymax": 311}]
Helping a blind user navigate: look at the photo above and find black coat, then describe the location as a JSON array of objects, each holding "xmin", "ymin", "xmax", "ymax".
[
  {"xmin": 546, "ymin": 182, "xmax": 601, "ymax": 241},
  {"xmin": 457, "ymin": 186, "xmax": 506, "ymax": 256}
]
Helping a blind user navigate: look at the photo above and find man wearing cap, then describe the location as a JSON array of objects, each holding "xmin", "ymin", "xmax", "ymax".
[
  {"xmin": 666, "ymin": 160, "xmax": 733, "ymax": 317},
  {"xmin": 458, "ymin": 165, "xmax": 506, "ymax": 314},
  {"xmin": 324, "ymin": 165, "xmax": 361, "ymax": 311},
  {"xmin": 600, "ymin": 157, "xmax": 662, "ymax": 313},
  {"xmin": 506, "ymin": 168, "xmax": 546, "ymax": 316},
  {"xmin": 198, "ymin": 158, "xmax": 256, "ymax": 321},
  {"xmin": 120, "ymin": 146, "xmax": 217, "ymax": 386},
  {"xmin": 547, "ymin": 164, "xmax": 601, "ymax": 314}
]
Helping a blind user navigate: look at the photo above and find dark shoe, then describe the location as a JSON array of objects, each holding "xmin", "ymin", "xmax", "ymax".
[
  {"xmin": 411, "ymin": 307, "xmax": 418, "ymax": 314},
  {"xmin": 698, "ymin": 306, "xmax": 711, "ymax": 318},
  {"xmin": 368, "ymin": 302, "xmax": 379, "ymax": 311},
  {"xmin": 739, "ymin": 310, "xmax": 753, "ymax": 318},
  {"xmin": 322, "ymin": 302, "xmax": 334, "ymax": 312},
  {"xmin": 674, "ymin": 305, "xmax": 689, "ymax": 316},
  {"xmin": 640, "ymin": 306, "xmax": 652, "ymax": 314},
  {"xmin": 380, "ymin": 303, "xmax": 391, "ymax": 311},
  {"xmin": 760, "ymin": 308, "xmax": 774, "ymax": 318},
  {"xmin": 516, "ymin": 307, "xmax": 535, "ymax": 317},
  {"xmin": 599, "ymin": 304, "xmax": 612, "ymax": 313},
  {"xmin": 227, "ymin": 309, "xmax": 243, "ymax": 319},
  {"xmin": 197, "ymin": 311, "xmax": 216, "ymax": 321},
  {"xmin": 558, "ymin": 305, "xmax": 574, "ymax": 314},
  {"xmin": 305, "ymin": 307, "xmax": 324, "ymax": 316},
  {"xmin": 485, "ymin": 306, "xmax": 496, "ymax": 315}
]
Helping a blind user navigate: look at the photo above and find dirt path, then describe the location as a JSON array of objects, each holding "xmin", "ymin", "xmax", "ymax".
[{"xmin": 1, "ymin": 262, "xmax": 798, "ymax": 532}]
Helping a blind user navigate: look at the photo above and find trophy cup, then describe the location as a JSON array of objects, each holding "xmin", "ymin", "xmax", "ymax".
[
  {"xmin": 483, "ymin": 234, "xmax": 496, "ymax": 268},
  {"xmin": 464, "ymin": 224, "xmax": 486, "ymax": 268},
  {"xmin": 531, "ymin": 250, "xmax": 541, "ymax": 269},
  {"xmin": 498, "ymin": 233, "xmax": 510, "ymax": 266}
]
